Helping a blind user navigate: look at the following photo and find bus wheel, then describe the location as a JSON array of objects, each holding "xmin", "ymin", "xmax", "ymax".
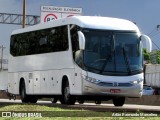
[
  {"xmin": 62, "ymin": 81, "xmax": 76, "ymax": 105},
  {"xmin": 29, "ymin": 96, "xmax": 38, "ymax": 103},
  {"xmin": 78, "ymin": 99, "xmax": 84, "ymax": 104},
  {"xmin": 112, "ymin": 97, "xmax": 125, "ymax": 106},
  {"xmin": 20, "ymin": 81, "xmax": 29, "ymax": 103},
  {"xmin": 95, "ymin": 100, "xmax": 101, "ymax": 104},
  {"xmin": 51, "ymin": 97, "xmax": 58, "ymax": 103}
]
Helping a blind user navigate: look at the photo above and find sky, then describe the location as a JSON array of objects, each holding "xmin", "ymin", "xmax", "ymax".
[{"xmin": 1, "ymin": 0, "xmax": 160, "ymax": 57}]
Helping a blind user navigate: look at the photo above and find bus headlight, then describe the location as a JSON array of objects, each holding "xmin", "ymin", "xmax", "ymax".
[
  {"xmin": 130, "ymin": 79, "xmax": 143, "ymax": 85},
  {"xmin": 132, "ymin": 80, "xmax": 138, "ymax": 84},
  {"xmin": 81, "ymin": 75, "xmax": 100, "ymax": 84}
]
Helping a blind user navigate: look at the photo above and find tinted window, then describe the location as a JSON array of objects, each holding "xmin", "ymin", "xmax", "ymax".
[
  {"xmin": 10, "ymin": 25, "xmax": 68, "ymax": 56},
  {"xmin": 70, "ymin": 25, "xmax": 83, "ymax": 67}
]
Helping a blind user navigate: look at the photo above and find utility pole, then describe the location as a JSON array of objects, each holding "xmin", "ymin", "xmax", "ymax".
[
  {"xmin": 157, "ymin": 25, "xmax": 160, "ymax": 30},
  {"xmin": 22, "ymin": 0, "xmax": 26, "ymax": 28},
  {"xmin": 0, "ymin": 45, "xmax": 6, "ymax": 71}
]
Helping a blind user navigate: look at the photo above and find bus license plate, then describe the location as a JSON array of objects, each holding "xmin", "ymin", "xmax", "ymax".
[{"xmin": 110, "ymin": 89, "xmax": 121, "ymax": 93}]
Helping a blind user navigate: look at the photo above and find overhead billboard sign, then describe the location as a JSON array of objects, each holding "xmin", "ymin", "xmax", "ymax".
[{"xmin": 41, "ymin": 6, "xmax": 82, "ymax": 23}]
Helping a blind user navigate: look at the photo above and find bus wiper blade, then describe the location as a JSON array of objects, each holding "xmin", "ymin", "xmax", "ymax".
[
  {"xmin": 99, "ymin": 54, "xmax": 112, "ymax": 74},
  {"xmin": 122, "ymin": 47, "xmax": 131, "ymax": 75},
  {"xmin": 100, "ymin": 34, "xmax": 115, "ymax": 74}
]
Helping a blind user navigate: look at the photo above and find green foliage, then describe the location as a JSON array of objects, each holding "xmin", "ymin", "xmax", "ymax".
[
  {"xmin": 157, "ymin": 51, "xmax": 160, "ymax": 64},
  {"xmin": 146, "ymin": 49, "xmax": 160, "ymax": 64},
  {"xmin": 143, "ymin": 48, "xmax": 151, "ymax": 62}
]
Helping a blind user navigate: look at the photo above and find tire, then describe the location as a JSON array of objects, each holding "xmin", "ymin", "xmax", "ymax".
[
  {"xmin": 29, "ymin": 96, "xmax": 38, "ymax": 103},
  {"xmin": 59, "ymin": 96, "xmax": 65, "ymax": 104},
  {"xmin": 95, "ymin": 100, "xmax": 101, "ymax": 104},
  {"xmin": 20, "ymin": 81, "xmax": 29, "ymax": 103},
  {"xmin": 13, "ymin": 96, "xmax": 16, "ymax": 100},
  {"xmin": 51, "ymin": 97, "xmax": 58, "ymax": 103},
  {"xmin": 78, "ymin": 99, "xmax": 84, "ymax": 104},
  {"xmin": 61, "ymin": 81, "xmax": 76, "ymax": 105},
  {"xmin": 112, "ymin": 97, "xmax": 125, "ymax": 107}
]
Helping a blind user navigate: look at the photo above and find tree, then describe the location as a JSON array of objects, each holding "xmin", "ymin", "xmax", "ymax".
[
  {"xmin": 157, "ymin": 51, "xmax": 160, "ymax": 64},
  {"xmin": 143, "ymin": 48, "xmax": 151, "ymax": 63}
]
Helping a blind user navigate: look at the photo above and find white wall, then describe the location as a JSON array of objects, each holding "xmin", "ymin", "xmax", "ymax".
[
  {"xmin": 145, "ymin": 64, "xmax": 160, "ymax": 88},
  {"xmin": 0, "ymin": 70, "xmax": 8, "ymax": 90}
]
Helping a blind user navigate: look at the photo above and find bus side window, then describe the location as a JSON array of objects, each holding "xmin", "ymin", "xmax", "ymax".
[
  {"xmin": 47, "ymin": 26, "xmax": 68, "ymax": 52},
  {"xmin": 70, "ymin": 25, "xmax": 83, "ymax": 67},
  {"xmin": 70, "ymin": 25, "xmax": 79, "ymax": 59},
  {"xmin": 39, "ymin": 29, "xmax": 48, "ymax": 53},
  {"xmin": 10, "ymin": 36, "xmax": 17, "ymax": 56}
]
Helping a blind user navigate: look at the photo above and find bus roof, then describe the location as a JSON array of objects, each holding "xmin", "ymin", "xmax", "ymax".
[{"xmin": 11, "ymin": 16, "xmax": 140, "ymax": 35}]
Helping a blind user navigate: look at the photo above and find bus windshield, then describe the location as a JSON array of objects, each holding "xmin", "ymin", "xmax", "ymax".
[{"xmin": 83, "ymin": 29, "xmax": 143, "ymax": 76}]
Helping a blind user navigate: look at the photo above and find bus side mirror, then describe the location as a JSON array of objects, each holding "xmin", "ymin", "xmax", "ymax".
[
  {"xmin": 141, "ymin": 34, "xmax": 152, "ymax": 52},
  {"xmin": 78, "ymin": 31, "xmax": 85, "ymax": 50}
]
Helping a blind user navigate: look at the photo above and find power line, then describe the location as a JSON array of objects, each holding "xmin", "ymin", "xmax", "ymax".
[
  {"xmin": 147, "ymin": 25, "xmax": 160, "ymax": 50},
  {"xmin": 151, "ymin": 40, "xmax": 160, "ymax": 50},
  {"xmin": 148, "ymin": 28, "xmax": 157, "ymax": 36},
  {"xmin": 149, "ymin": 31, "xmax": 160, "ymax": 38}
]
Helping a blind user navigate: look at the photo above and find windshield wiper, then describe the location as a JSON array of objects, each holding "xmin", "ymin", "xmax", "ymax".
[
  {"xmin": 122, "ymin": 47, "xmax": 132, "ymax": 75},
  {"xmin": 100, "ymin": 34, "xmax": 115, "ymax": 74},
  {"xmin": 99, "ymin": 54, "xmax": 112, "ymax": 74}
]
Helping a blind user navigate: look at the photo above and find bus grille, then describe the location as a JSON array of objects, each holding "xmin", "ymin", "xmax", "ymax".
[
  {"xmin": 97, "ymin": 82, "xmax": 133, "ymax": 87},
  {"xmin": 118, "ymin": 83, "xmax": 133, "ymax": 87},
  {"xmin": 97, "ymin": 82, "xmax": 113, "ymax": 86}
]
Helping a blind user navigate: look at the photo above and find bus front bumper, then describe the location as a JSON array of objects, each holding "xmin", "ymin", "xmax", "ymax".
[{"xmin": 83, "ymin": 81, "xmax": 143, "ymax": 98}]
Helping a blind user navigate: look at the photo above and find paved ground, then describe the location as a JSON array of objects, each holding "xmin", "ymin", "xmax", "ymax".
[{"xmin": 0, "ymin": 99, "xmax": 159, "ymax": 113}]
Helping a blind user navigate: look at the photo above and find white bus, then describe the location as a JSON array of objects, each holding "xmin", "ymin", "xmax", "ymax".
[{"xmin": 8, "ymin": 16, "xmax": 152, "ymax": 106}]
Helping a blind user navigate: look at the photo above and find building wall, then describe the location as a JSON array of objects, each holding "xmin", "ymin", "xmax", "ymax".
[{"xmin": 0, "ymin": 70, "xmax": 8, "ymax": 90}]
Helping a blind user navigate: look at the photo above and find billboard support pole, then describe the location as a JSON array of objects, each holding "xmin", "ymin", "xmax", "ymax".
[{"xmin": 22, "ymin": 0, "xmax": 26, "ymax": 28}]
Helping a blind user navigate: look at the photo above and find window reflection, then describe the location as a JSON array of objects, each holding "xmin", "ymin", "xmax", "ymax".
[{"xmin": 10, "ymin": 25, "xmax": 68, "ymax": 56}]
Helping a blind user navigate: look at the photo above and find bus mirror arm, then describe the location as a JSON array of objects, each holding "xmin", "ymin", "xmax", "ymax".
[
  {"xmin": 78, "ymin": 31, "xmax": 85, "ymax": 50},
  {"xmin": 141, "ymin": 34, "xmax": 152, "ymax": 52}
]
